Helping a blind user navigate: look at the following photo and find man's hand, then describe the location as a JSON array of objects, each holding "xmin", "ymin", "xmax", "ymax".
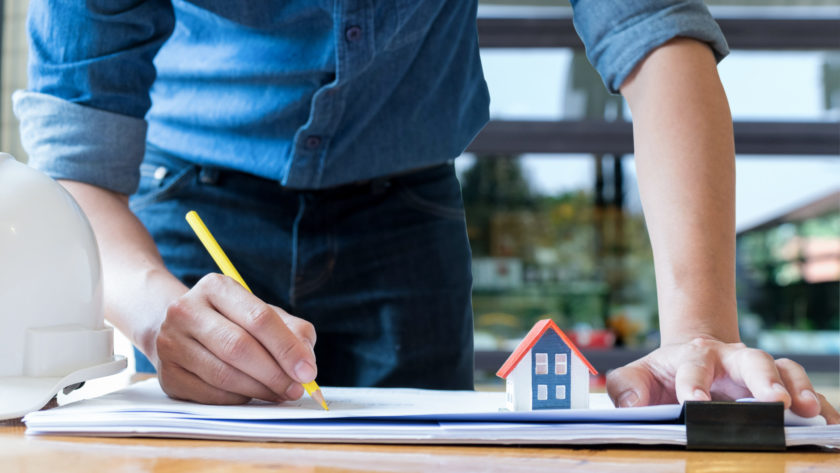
[
  {"xmin": 606, "ymin": 338, "xmax": 840, "ymax": 424},
  {"xmin": 155, "ymin": 273, "xmax": 317, "ymax": 404}
]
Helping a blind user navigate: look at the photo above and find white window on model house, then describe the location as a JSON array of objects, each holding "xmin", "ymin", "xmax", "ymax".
[
  {"xmin": 535, "ymin": 353, "xmax": 548, "ymax": 374},
  {"xmin": 537, "ymin": 384, "xmax": 548, "ymax": 400},
  {"xmin": 554, "ymin": 353, "xmax": 567, "ymax": 375},
  {"xmin": 556, "ymin": 385, "xmax": 566, "ymax": 400}
]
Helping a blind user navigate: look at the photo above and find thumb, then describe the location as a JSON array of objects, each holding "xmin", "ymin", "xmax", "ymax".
[{"xmin": 606, "ymin": 361, "xmax": 656, "ymax": 408}]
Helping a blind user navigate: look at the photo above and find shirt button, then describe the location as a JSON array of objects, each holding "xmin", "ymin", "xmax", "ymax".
[
  {"xmin": 345, "ymin": 25, "xmax": 362, "ymax": 43},
  {"xmin": 305, "ymin": 135, "xmax": 322, "ymax": 149}
]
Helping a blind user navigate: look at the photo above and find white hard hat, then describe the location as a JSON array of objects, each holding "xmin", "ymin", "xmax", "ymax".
[{"xmin": 0, "ymin": 153, "xmax": 126, "ymax": 420}]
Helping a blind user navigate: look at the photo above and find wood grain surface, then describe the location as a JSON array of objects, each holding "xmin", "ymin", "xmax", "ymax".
[{"xmin": 2, "ymin": 426, "xmax": 838, "ymax": 473}]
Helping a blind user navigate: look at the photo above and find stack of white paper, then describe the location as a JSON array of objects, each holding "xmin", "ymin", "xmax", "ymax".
[{"xmin": 23, "ymin": 379, "xmax": 840, "ymax": 448}]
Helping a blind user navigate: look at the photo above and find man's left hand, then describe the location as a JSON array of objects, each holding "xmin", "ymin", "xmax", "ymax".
[{"xmin": 605, "ymin": 338, "xmax": 840, "ymax": 424}]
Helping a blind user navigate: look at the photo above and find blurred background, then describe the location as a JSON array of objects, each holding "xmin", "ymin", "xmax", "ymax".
[{"xmin": 1, "ymin": 1, "xmax": 837, "ymax": 399}]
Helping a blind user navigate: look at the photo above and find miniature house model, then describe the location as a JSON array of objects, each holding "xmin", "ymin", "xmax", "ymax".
[{"xmin": 497, "ymin": 319, "xmax": 598, "ymax": 411}]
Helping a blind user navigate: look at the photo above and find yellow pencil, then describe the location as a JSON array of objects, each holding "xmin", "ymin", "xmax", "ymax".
[{"xmin": 185, "ymin": 210, "xmax": 328, "ymax": 411}]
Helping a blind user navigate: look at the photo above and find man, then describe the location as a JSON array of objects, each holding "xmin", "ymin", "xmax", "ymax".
[{"xmin": 15, "ymin": 0, "xmax": 838, "ymax": 421}]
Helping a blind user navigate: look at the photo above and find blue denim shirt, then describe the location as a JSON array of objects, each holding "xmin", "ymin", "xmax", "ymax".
[{"xmin": 14, "ymin": 0, "xmax": 727, "ymax": 194}]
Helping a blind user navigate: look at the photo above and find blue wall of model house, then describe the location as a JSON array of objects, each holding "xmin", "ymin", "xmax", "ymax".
[{"xmin": 530, "ymin": 330, "xmax": 571, "ymax": 409}]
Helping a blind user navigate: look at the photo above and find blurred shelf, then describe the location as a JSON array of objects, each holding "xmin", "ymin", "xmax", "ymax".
[
  {"xmin": 475, "ymin": 348, "xmax": 840, "ymax": 373},
  {"xmin": 477, "ymin": 6, "xmax": 840, "ymax": 50},
  {"xmin": 467, "ymin": 120, "xmax": 840, "ymax": 156}
]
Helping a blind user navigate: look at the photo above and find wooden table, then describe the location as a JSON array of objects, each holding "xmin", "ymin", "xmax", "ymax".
[{"xmin": 2, "ymin": 423, "xmax": 838, "ymax": 473}]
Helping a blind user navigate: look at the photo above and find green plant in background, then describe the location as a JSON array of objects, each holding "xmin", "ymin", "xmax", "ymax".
[
  {"xmin": 737, "ymin": 208, "xmax": 840, "ymax": 332},
  {"xmin": 462, "ymin": 156, "xmax": 659, "ymax": 347}
]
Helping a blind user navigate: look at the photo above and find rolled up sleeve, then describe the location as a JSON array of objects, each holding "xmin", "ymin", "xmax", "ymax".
[
  {"xmin": 570, "ymin": 0, "xmax": 729, "ymax": 94},
  {"xmin": 16, "ymin": 0, "xmax": 175, "ymax": 195},
  {"xmin": 14, "ymin": 91, "xmax": 148, "ymax": 195}
]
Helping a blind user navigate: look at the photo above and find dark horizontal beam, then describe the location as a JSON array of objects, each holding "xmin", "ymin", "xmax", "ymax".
[
  {"xmin": 478, "ymin": 16, "xmax": 581, "ymax": 49},
  {"xmin": 733, "ymin": 121, "xmax": 840, "ymax": 155},
  {"xmin": 475, "ymin": 349, "xmax": 840, "ymax": 374},
  {"xmin": 468, "ymin": 120, "xmax": 632, "ymax": 155},
  {"xmin": 477, "ymin": 10, "xmax": 840, "ymax": 50},
  {"xmin": 466, "ymin": 120, "xmax": 840, "ymax": 156},
  {"xmin": 717, "ymin": 17, "xmax": 840, "ymax": 50}
]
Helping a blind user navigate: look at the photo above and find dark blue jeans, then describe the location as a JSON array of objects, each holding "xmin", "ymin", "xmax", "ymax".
[{"xmin": 129, "ymin": 147, "xmax": 474, "ymax": 389}]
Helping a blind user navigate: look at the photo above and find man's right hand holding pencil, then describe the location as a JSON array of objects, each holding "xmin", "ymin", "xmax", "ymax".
[
  {"xmin": 53, "ymin": 181, "xmax": 322, "ymax": 406},
  {"xmin": 155, "ymin": 273, "xmax": 319, "ymax": 405}
]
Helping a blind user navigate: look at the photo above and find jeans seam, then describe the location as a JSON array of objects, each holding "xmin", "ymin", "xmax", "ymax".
[
  {"xmin": 289, "ymin": 195, "xmax": 306, "ymax": 308},
  {"xmin": 293, "ymin": 233, "xmax": 337, "ymax": 299}
]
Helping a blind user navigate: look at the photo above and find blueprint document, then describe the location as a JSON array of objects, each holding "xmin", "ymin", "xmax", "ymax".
[{"xmin": 23, "ymin": 379, "xmax": 840, "ymax": 448}]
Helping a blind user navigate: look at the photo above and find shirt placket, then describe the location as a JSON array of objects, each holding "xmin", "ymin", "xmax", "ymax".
[{"xmin": 285, "ymin": 1, "xmax": 374, "ymax": 188}]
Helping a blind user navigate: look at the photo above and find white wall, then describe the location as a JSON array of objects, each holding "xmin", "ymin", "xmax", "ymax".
[
  {"xmin": 507, "ymin": 349, "xmax": 532, "ymax": 411},
  {"xmin": 570, "ymin": 355, "xmax": 589, "ymax": 409},
  {"xmin": 2, "ymin": 0, "xmax": 29, "ymax": 162}
]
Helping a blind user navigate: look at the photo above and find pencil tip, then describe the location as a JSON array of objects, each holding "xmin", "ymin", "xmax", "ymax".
[{"xmin": 310, "ymin": 389, "xmax": 328, "ymax": 411}]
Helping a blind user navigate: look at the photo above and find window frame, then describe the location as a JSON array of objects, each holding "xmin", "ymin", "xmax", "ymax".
[
  {"xmin": 535, "ymin": 353, "xmax": 548, "ymax": 375},
  {"xmin": 555, "ymin": 353, "xmax": 568, "ymax": 375},
  {"xmin": 537, "ymin": 384, "xmax": 548, "ymax": 400}
]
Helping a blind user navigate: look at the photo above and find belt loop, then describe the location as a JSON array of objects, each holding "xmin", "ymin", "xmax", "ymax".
[{"xmin": 198, "ymin": 167, "xmax": 220, "ymax": 185}]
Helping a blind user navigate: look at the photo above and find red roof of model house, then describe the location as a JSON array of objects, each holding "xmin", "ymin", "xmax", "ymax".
[{"xmin": 496, "ymin": 319, "xmax": 598, "ymax": 378}]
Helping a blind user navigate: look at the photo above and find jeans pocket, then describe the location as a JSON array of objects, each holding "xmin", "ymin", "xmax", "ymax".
[
  {"xmin": 395, "ymin": 164, "xmax": 466, "ymax": 220},
  {"xmin": 129, "ymin": 159, "xmax": 198, "ymax": 213}
]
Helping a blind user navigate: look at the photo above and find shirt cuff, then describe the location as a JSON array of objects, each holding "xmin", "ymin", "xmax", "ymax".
[
  {"xmin": 13, "ymin": 90, "xmax": 147, "ymax": 195},
  {"xmin": 573, "ymin": 0, "xmax": 730, "ymax": 94}
]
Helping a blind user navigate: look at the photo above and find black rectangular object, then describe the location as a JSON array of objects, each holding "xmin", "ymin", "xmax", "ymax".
[{"xmin": 681, "ymin": 401, "xmax": 786, "ymax": 451}]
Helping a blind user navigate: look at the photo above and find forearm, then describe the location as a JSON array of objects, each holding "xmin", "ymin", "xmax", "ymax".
[
  {"xmin": 59, "ymin": 180, "xmax": 187, "ymax": 364},
  {"xmin": 620, "ymin": 38, "xmax": 739, "ymax": 345}
]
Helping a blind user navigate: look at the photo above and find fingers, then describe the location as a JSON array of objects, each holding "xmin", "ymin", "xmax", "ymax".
[
  {"xmin": 815, "ymin": 392, "xmax": 840, "ymax": 425},
  {"xmin": 200, "ymin": 275, "xmax": 317, "ymax": 384},
  {"xmin": 273, "ymin": 304, "xmax": 317, "ymax": 351},
  {"xmin": 775, "ymin": 358, "xmax": 820, "ymax": 418},
  {"xmin": 157, "ymin": 331, "xmax": 282, "ymax": 403},
  {"xmin": 165, "ymin": 291, "xmax": 300, "ymax": 399},
  {"xmin": 774, "ymin": 357, "xmax": 840, "ymax": 423},
  {"xmin": 606, "ymin": 361, "xmax": 657, "ymax": 408},
  {"xmin": 724, "ymin": 347, "xmax": 791, "ymax": 408},
  {"xmin": 607, "ymin": 340, "xmax": 721, "ymax": 407},
  {"xmin": 673, "ymin": 356, "xmax": 714, "ymax": 403},
  {"xmin": 159, "ymin": 361, "xmax": 250, "ymax": 405},
  {"xmin": 607, "ymin": 338, "xmax": 832, "ymax": 419}
]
